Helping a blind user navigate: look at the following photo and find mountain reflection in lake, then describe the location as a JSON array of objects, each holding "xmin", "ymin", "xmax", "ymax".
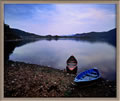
[{"xmin": 9, "ymin": 39, "xmax": 116, "ymax": 81}]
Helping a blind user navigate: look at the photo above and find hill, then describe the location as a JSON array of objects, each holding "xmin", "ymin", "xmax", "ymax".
[
  {"xmin": 4, "ymin": 24, "xmax": 21, "ymax": 40},
  {"xmin": 4, "ymin": 24, "xmax": 41, "ymax": 41},
  {"xmin": 4, "ymin": 24, "xmax": 116, "ymax": 46},
  {"xmin": 12, "ymin": 29, "xmax": 41, "ymax": 39},
  {"xmin": 72, "ymin": 28, "xmax": 116, "ymax": 46}
]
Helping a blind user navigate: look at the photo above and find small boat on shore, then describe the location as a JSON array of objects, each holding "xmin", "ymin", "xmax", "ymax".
[
  {"xmin": 74, "ymin": 68, "xmax": 100, "ymax": 83},
  {"xmin": 66, "ymin": 55, "xmax": 78, "ymax": 74}
]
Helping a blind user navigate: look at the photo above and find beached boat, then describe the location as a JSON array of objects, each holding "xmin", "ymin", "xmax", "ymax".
[
  {"xmin": 74, "ymin": 68, "xmax": 100, "ymax": 83},
  {"xmin": 66, "ymin": 55, "xmax": 78, "ymax": 74}
]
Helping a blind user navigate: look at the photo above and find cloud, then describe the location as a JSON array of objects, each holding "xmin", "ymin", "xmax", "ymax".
[{"xmin": 4, "ymin": 4, "xmax": 116, "ymax": 35}]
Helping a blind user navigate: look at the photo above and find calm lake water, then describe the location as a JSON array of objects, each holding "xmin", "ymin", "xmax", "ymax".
[{"xmin": 9, "ymin": 39, "xmax": 116, "ymax": 81}]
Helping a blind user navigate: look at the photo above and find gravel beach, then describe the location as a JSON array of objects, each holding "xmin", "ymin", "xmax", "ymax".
[{"xmin": 4, "ymin": 61, "xmax": 116, "ymax": 97}]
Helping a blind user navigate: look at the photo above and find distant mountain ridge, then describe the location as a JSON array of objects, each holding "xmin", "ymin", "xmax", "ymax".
[
  {"xmin": 71, "ymin": 28, "xmax": 116, "ymax": 46},
  {"xmin": 12, "ymin": 28, "xmax": 41, "ymax": 39},
  {"xmin": 4, "ymin": 24, "xmax": 21, "ymax": 40},
  {"xmin": 4, "ymin": 24, "xmax": 41, "ymax": 41},
  {"xmin": 73, "ymin": 28, "xmax": 116, "ymax": 38},
  {"xmin": 4, "ymin": 24, "xmax": 116, "ymax": 46}
]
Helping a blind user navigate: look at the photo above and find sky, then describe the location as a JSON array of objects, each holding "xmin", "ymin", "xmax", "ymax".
[{"xmin": 4, "ymin": 4, "xmax": 116, "ymax": 35}]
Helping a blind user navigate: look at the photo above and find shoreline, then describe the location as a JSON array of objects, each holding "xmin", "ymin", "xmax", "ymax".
[{"xmin": 4, "ymin": 61, "xmax": 116, "ymax": 97}]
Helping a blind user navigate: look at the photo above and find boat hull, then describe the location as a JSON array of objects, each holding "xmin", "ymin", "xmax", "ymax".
[
  {"xmin": 66, "ymin": 66, "xmax": 77, "ymax": 74},
  {"xmin": 66, "ymin": 55, "xmax": 78, "ymax": 74},
  {"xmin": 74, "ymin": 68, "xmax": 100, "ymax": 83}
]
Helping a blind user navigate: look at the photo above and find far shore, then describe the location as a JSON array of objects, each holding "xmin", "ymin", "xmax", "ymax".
[{"xmin": 4, "ymin": 60, "xmax": 116, "ymax": 97}]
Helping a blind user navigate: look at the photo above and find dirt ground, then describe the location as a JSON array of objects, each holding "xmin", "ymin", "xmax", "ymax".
[{"xmin": 4, "ymin": 61, "xmax": 116, "ymax": 97}]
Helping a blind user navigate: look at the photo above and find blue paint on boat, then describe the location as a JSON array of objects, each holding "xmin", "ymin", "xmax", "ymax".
[{"xmin": 74, "ymin": 68, "xmax": 101, "ymax": 83}]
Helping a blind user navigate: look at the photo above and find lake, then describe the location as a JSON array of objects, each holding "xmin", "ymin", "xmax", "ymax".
[{"xmin": 9, "ymin": 39, "xmax": 116, "ymax": 81}]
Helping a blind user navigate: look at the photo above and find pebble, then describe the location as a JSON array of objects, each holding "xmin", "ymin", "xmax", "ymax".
[
  {"xmin": 71, "ymin": 82, "xmax": 76, "ymax": 86},
  {"xmin": 109, "ymin": 85, "xmax": 112, "ymax": 88},
  {"xmin": 54, "ymin": 82, "xmax": 57, "ymax": 85},
  {"xmin": 106, "ymin": 80, "xmax": 109, "ymax": 82},
  {"xmin": 67, "ymin": 73, "xmax": 69, "ymax": 75},
  {"xmin": 14, "ymin": 79, "xmax": 17, "ymax": 81},
  {"xmin": 11, "ymin": 64, "xmax": 15, "ymax": 67},
  {"xmin": 11, "ymin": 80, "xmax": 15, "ymax": 83},
  {"xmin": 40, "ymin": 85, "xmax": 43, "ymax": 88}
]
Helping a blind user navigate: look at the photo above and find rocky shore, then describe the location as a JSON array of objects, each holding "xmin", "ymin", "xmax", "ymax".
[{"xmin": 4, "ymin": 61, "xmax": 116, "ymax": 97}]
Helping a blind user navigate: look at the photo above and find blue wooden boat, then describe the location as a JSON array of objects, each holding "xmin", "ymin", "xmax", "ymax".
[{"xmin": 74, "ymin": 68, "xmax": 100, "ymax": 83}]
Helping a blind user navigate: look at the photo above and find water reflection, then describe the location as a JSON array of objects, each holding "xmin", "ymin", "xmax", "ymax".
[
  {"xmin": 4, "ymin": 39, "xmax": 39, "ymax": 62},
  {"xmin": 6, "ymin": 39, "xmax": 116, "ymax": 81},
  {"xmin": 4, "ymin": 41, "xmax": 20, "ymax": 62}
]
